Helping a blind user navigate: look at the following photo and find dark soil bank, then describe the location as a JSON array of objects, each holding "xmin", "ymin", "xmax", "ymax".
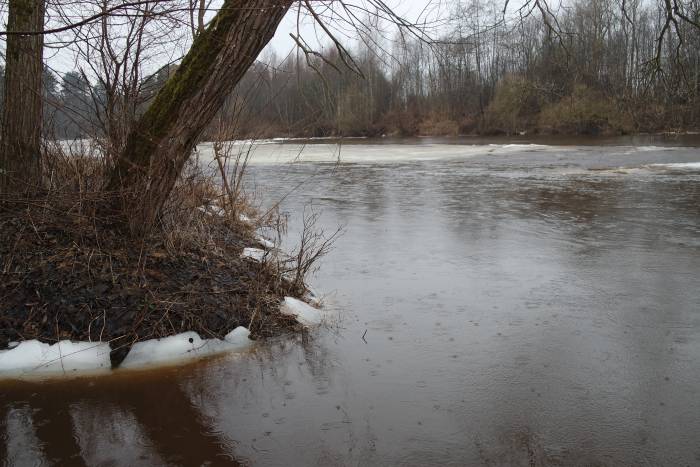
[{"xmin": 0, "ymin": 196, "xmax": 304, "ymax": 367}]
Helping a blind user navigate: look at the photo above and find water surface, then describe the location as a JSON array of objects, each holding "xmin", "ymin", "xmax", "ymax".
[{"xmin": 2, "ymin": 139, "xmax": 700, "ymax": 466}]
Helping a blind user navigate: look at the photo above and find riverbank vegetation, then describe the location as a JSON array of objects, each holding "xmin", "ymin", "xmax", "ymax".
[{"xmin": 0, "ymin": 143, "xmax": 313, "ymax": 365}]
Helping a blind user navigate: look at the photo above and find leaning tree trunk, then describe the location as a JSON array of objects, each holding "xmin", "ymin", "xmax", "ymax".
[
  {"xmin": 0, "ymin": 0, "xmax": 45, "ymax": 194},
  {"xmin": 105, "ymin": 0, "xmax": 293, "ymax": 232}
]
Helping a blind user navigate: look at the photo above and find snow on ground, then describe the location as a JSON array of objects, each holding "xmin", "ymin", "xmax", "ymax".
[{"xmin": 280, "ymin": 297, "xmax": 323, "ymax": 326}]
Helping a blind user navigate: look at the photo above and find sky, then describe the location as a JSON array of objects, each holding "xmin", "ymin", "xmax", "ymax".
[
  {"xmin": 267, "ymin": 0, "xmax": 450, "ymax": 55},
  {"xmin": 36, "ymin": 0, "xmax": 450, "ymax": 76},
  {"xmin": 1, "ymin": 0, "xmax": 531, "ymax": 78}
]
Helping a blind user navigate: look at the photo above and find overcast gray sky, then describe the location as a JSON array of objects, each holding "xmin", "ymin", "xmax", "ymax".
[
  {"xmin": 36, "ymin": 0, "xmax": 451, "ymax": 76},
  {"xmin": 267, "ymin": 0, "xmax": 451, "ymax": 55}
]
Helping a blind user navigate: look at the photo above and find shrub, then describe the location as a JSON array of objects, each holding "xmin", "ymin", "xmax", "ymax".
[
  {"xmin": 483, "ymin": 75, "xmax": 540, "ymax": 134},
  {"xmin": 538, "ymin": 84, "xmax": 633, "ymax": 135}
]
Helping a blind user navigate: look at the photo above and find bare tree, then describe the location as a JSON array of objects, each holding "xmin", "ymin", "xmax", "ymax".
[{"xmin": 104, "ymin": 0, "xmax": 294, "ymax": 232}]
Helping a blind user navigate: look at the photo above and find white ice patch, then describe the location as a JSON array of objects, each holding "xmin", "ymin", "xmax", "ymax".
[
  {"xmin": 239, "ymin": 213, "xmax": 252, "ymax": 223},
  {"xmin": 0, "ymin": 340, "xmax": 111, "ymax": 377},
  {"xmin": 119, "ymin": 327, "xmax": 252, "ymax": 370},
  {"xmin": 280, "ymin": 297, "xmax": 323, "ymax": 326},
  {"xmin": 649, "ymin": 162, "xmax": 700, "ymax": 170},
  {"xmin": 241, "ymin": 247, "xmax": 266, "ymax": 262},
  {"xmin": 256, "ymin": 235, "xmax": 275, "ymax": 249},
  {"xmin": 0, "ymin": 328, "xmax": 253, "ymax": 378},
  {"xmin": 494, "ymin": 143, "xmax": 551, "ymax": 150}
]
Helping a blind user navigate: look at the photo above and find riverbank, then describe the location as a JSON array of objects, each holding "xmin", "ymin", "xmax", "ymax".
[
  {"xmin": 0, "ymin": 156, "xmax": 318, "ymax": 373},
  {"xmin": 230, "ymin": 100, "xmax": 700, "ymax": 140},
  {"xmin": 236, "ymin": 125, "xmax": 700, "ymax": 141}
]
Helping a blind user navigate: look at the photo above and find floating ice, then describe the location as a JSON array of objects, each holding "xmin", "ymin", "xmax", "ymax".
[
  {"xmin": 280, "ymin": 297, "xmax": 323, "ymax": 326},
  {"xmin": 119, "ymin": 327, "xmax": 252, "ymax": 370},
  {"xmin": 0, "ymin": 340, "xmax": 111, "ymax": 377},
  {"xmin": 241, "ymin": 247, "xmax": 266, "ymax": 262}
]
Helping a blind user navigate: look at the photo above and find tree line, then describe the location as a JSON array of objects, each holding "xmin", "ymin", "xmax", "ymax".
[
  {"xmin": 225, "ymin": 0, "xmax": 700, "ymax": 137},
  {"xmin": 7, "ymin": 0, "xmax": 700, "ymax": 144}
]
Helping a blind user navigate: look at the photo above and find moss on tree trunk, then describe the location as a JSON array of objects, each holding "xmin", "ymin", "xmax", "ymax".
[{"xmin": 105, "ymin": 0, "xmax": 293, "ymax": 232}]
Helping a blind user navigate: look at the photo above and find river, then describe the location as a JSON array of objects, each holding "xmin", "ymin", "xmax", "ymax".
[{"xmin": 2, "ymin": 137, "xmax": 700, "ymax": 466}]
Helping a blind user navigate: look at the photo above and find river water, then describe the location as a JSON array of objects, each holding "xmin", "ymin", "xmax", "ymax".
[{"xmin": 2, "ymin": 137, "xmax": 700, "ymax": 466}]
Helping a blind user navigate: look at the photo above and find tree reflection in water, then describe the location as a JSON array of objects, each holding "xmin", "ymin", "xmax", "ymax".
[{"xmin": 0, "ymin": 367, "xmax": 241, "ymax": 467}]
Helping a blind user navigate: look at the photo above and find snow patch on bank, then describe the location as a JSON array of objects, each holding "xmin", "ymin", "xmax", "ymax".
[
  {"xmin": 280, "ymin": 297, "xmax": 323, "ymax": 326},
  {"xmin": 0, "ymin": 328, "xmax": 253, "ymax": 379},
  {"xmin": 120, "ymin": 327, "xmax": 252, "ymax": 370},
  {"xmin": 0, "ymin": 341, "xmax": 111, "ymax": 377}
]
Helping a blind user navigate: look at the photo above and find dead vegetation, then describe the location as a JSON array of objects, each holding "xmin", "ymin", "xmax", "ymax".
[{"xmin": 0, "ymin": 141, "xmax": 328, "ymax": 366}]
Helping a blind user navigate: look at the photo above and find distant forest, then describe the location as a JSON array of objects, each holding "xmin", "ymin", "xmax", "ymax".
[{"xmin": 11, "ymin": 0, "xmax": 700, "ymax": 139}]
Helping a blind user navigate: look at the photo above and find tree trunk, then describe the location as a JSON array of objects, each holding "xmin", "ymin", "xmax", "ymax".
[
  {"xmin": 105, "ymin": 0, "xmax": 293, "ymax": 231},
  {"xmin": 0, "ymin": 0, "xmax": 45, "ymax": 194}
]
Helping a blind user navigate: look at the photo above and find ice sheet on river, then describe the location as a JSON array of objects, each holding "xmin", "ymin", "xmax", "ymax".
[{"xmin": 191, "ymin": 141, "xmax": 572, "ymax": 164}]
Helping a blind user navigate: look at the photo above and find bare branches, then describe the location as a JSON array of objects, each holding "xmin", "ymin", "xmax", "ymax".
[
  {"xmin": 0, "ymin": 0, "xmax": 178, "ymax": 36},
  {"xmin": 285, "ymin": 205, "xmax": 341, "ymax": 291}
]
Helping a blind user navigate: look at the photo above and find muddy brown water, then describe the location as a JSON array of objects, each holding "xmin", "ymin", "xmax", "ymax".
[{"xmin": 2, "ymin": 137, "xmax": 700, "ymax": 466}]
